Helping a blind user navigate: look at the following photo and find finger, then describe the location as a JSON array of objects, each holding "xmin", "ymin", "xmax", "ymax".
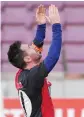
[
  {"xmin": 49, "ymin": 5, "xmax": 52, "ymax": 17},
  {"xmin": 41, "ymin": 5, "xmax": 44, "ymax": 13},
  {"xmin": 49, "ymin": 4, "xmax": 54, "ymax": 16},
  {"xmin": 51, "ymin": 4, "xmax": 55, "ymax": 14},
  {"xmin": 54, "ymin": 7, "xmax": 58, "ymax": 13},
  {"xmin": 39, "ymin": 4, "xmax": 45, "ymax": 13},
  {"xmin": 36, "ymin": 8, "xmax": 39, "ymax": 18},
  {"xmin": 51, "ymin": 5, "xmax": 53, "ymax": 14},
  {"xmin": 42, "ymin": 6, "xmax": 46, "ymax": 14},
  {"xmin": 36, "ymin": 5, "xmax": 41, "ymax": 14},
  {"xmin": 54, "ymin": 5, "xmax": 56, "ymax": 14},
  {"xmin": 36, "ymin": 5, "xmax": 42, "ymax": 14},
  {"xmin": 40, "ymin": 5, "xmax": 46, "ymax": 14},
  {"xmin": 39, "ymin": 5, "xmax": 42, "ymax": 13}
]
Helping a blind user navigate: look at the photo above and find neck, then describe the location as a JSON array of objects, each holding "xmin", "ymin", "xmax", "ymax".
[{"xmin": 24, "ymin": 61, "xmax": 41, "ymax": 70}]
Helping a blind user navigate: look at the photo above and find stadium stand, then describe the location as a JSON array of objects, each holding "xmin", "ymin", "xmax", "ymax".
[{"xmin": 1, "ymin": 1, "xmax": 84, "ymax": 74}]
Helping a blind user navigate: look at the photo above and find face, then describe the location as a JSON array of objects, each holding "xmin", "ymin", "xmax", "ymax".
[{"xmin": 20, "ymin": 44, "xmax": 42, "ymax": 63}]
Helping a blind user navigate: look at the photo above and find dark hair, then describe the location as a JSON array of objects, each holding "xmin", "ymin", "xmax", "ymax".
[{"xmin": 7, "ymin": 41, "xmax": 26, "ymax": 69}]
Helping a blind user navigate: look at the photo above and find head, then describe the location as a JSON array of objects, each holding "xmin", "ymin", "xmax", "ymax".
[{"xmin": 7, "ymin": 41, "xmax": 42, "ymax": 69}]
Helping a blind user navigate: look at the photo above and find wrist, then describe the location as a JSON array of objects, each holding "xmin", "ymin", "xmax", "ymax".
[
  {"xmin": 51, "ymin": 20, "xmax": 60, "ymax": 24},
  {"xmin": 37, "ymin": 22, "xmax": 46, "ymax": 25},
  {"xmin": 37, "ymin": 24, "xmax": 46, "ymax": 31},
  {"xmin": 38, "ymin": 23, "xmax": 46, "ymax": 27},
  {"xmin": 52, "ymin": 23, "xmax": 61, "ymax": 32}
]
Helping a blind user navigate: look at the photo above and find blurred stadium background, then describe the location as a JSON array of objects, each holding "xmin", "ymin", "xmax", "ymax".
[{"xmin": 1, "ymin": 1, "xmax": 84, "ymax": 117}]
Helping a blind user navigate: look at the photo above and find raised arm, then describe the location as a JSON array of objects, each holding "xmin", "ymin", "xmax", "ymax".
[
  {"xmin": 26, "ymin": 5, "xmax": 62, "ymax": 88},
  {"xmin": 32, "ymin": 5, "xmax": 46, "ymax": 53},
  {"xmin": 44, "ymin": 5, "xmax": 62, "ymax": 73}
]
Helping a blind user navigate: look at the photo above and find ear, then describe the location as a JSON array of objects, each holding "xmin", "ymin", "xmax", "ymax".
[{"xmin": 24, "ymin": 56, "xmax": 32, "ymax": 63}]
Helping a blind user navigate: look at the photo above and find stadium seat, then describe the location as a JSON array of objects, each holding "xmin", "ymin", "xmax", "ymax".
[
  {"xmin": 2, "ymin": 26, "xmax": 34, "ymax": 43},
  {"xmin": 2, "ymin": 7, "xmax": 27, "ymax": 23},
  {"xmin": 1, "ymin": 43, "xmax": 9, "ymax": 61},
  {"xmin": 67, "ymin": 63, "xmax": 84, "ymax": 73},
  {"xmin": 64, "ymin": 8, "xmax": 84, "ymax": 23},
  {"xmin": 3, "ymin": 1, "xmax": 26, "ymax": 7},
  {"xmin": 64, "ymin": 26, "xmax": 84, "ymax": 41},
  {"xmin": 1, "ymin": 1, "xmax": 84, "ymax": 73},
  {"xmin": 65, "ymin": 44, "xmax": 84, "ymax": 60},
  {"xmin": 1, "ymin": 63, "xmax": 18, "ymax": 72},
  {"xmin": 64, "ymin": 1, "xmax": 84, "ymax": 5}
]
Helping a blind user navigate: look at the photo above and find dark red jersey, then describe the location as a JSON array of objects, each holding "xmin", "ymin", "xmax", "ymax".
[
  {"xmin": 15, "ymin": 62, "xmax": 54, "ymax": 117},
  {"xmin": 15, "ymin": 23, "xmax": 62, "ymax": 117}
]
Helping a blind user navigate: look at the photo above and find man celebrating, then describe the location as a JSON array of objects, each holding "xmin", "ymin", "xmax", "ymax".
[{"xmin": 8, "ymin": 4, "xmax": 62, "ymax": 117}]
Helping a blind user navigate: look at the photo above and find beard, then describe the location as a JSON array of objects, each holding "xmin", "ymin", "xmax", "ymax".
[
  {"xmin": 31, "ymin": 53, "xmax": 42, "ymax": 63},
  {"xmin": 36, "ymin": 54, "xmax": 42, "ymax": 61}
]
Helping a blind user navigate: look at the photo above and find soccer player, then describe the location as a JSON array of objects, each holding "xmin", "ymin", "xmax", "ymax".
[{"xmin": 7, "ymin": 4, "xmax": 62, "ymax": 117}]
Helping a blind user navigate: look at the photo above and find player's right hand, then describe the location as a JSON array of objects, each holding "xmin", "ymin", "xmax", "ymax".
[
  {"xmin": 36, "ymin": 5, "xmax": 46, "ymax": 25},
  {"xmin": 47, "ymin": 4, "xmax": 60, "ymax": 24}
]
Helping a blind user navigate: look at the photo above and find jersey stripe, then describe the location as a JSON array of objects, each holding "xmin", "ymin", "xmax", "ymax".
[
  {"xmin": 19, "ymin": 90, "xmax": 32, "ymax": 117},
  {"xmin": 20, "ymin": 92, "xmax": 27, "ymax": 117}
]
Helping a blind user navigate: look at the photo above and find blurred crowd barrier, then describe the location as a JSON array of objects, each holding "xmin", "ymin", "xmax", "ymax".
[{"xmin": 3, "ymin": 98, "xmax": 84, "ymax": 117}]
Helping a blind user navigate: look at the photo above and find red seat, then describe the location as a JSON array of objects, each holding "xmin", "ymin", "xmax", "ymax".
[
  {"xmin": 67, "ymin": 63, "xmax": 84, "ymax": 73},
  {"xmin": 64, "ymin": 1, "xmax": 84, "ymax": 5},
  {"xmin": 64, "ymin": 8, "xmax": 84, "ymax": 23},
  {"xmin": 1, "ymin": 44, "xmax": 9, "ymax": 61},
  {"xmin": 42, "ymin": 45, "xmax": 62, "ymax": 61},
  {"xmin": 4, "ymin": 1, "xmax": 26, "ymax": 6},
  {"xmin": 1, "ymin": 63, "xmax": 18, "ymax": 72},
  {"xmin": 2, "ymin": 26, "xmax": 34, "ymax": 43},
  {"xmin": 1, "ymin": 1, "xmax": 84, "ymax": 73},
  {"xmin": 2, "ymin": 7, "xmax": 27, "ymax": 23},
  {"xmin": 53, "ymin": 62, "xmax": 63, "ymax": 72},
  {"xmin": 65, "ymin": 44, "xmax": 84, "ymax": 60},
  {"xmin": 64, "ymin": 26, "xmax": 84, "ymax": 41}
]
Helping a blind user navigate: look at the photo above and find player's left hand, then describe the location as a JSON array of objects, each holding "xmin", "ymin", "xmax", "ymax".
[{"xmin": 36, "ymin": 5, "xmax": 46, "ymax": 24}]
